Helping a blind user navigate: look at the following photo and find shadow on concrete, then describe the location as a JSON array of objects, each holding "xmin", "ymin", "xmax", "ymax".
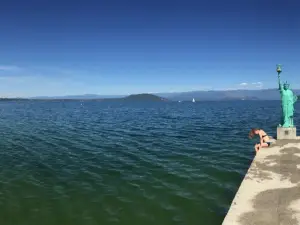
[
  {"xmin": 246, "ymin": 146, "xmax": 300, "ymax": 182},
  {"xmin": 239, "ymin": 185, "xmax": 300, "ymax": 225}
]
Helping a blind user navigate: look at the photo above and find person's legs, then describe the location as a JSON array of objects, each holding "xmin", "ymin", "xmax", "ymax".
[
  {"xmin": 254, "ymin": 143, "xmax": 260, "ymax": 152},
  {"xmin": 260, "ymin": 142, "xmax": 269, "ymax": 149},
  {"xmin": 255, "ymin": 143, "xmax": 269, "ymax": 153}
]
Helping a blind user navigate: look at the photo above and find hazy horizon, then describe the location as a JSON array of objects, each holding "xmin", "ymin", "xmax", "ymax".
[{"xmin": 0, "ymin": 87, "xmax": 297, "ymax": 99}]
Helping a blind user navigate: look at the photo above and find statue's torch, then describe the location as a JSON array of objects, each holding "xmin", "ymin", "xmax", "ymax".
[{"xmin": 276, "ymin": 64, "xmax": 282, "ymax": 77}]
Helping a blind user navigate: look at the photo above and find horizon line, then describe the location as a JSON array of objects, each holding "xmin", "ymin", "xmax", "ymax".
[{"xmin": 0, "ymin": 87, "xmax": 294, "ymax": 99}]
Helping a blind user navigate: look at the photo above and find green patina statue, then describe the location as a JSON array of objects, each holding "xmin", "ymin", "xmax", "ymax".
[{"xmin": 277, "ymin": 64, "xmax": 298, "ymax": 127}]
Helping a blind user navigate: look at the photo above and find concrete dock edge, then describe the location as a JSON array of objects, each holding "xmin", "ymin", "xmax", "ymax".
[{"xmin": 222, "ymin": 139, "xmax": 300, "ymax": 225}]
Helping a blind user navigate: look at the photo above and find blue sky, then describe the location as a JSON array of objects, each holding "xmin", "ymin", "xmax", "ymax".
[{"xmin": 0, "ymin": 0, "xmax": 299, "ymax": 97}]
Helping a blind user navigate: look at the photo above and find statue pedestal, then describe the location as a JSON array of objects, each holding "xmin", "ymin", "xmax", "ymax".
[{"xmin": 277, "ymin": 127, "xmax": 297, "ymax": 140}]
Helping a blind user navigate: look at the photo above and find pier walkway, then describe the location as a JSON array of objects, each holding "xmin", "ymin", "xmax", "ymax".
[{"xmin": 222, "ymin": 138, "xmax": 300, "ymax": 225}]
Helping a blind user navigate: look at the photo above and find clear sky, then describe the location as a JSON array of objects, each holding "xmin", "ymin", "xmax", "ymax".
[{"xmin": 0, "ymin": 0, "xmax": 299, "ymax": 97}]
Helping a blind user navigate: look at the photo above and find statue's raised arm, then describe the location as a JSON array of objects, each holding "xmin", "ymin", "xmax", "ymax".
[
  {"xmin": 277, "ymin": 64, "xmax": 283, "ymax": 92},
  {"xmin": 278, "ymin": 76, "xmax": 283, "ymax": 92}
]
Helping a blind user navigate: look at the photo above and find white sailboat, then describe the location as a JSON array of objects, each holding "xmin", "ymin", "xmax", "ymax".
[{"xmin": 192, "ymin": 98, "xmax": 195, "ymax": 103}]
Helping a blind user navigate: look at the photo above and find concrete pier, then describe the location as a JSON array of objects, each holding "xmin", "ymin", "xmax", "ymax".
[{"xmin": 222, "ymin": 139, "xmax": 300, "ymax": 225}]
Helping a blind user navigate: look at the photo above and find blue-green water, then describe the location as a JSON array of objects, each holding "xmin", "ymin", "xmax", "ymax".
[{"xmin": 0, "ymin": 100, "xmax": 299, "ymax": 225}]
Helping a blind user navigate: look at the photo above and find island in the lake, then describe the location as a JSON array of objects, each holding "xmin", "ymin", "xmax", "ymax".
[{"xmin": 98, "ymin": 93, "xmax": 169, "ymax": 102}]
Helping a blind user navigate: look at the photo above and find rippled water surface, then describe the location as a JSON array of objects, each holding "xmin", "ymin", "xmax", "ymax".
[{"xmin": 0, "ymin": 100, "xmax": 299, "ymax": 225}]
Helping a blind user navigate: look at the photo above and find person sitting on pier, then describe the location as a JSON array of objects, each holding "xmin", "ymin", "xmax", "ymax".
[{"xmin": 248, "ymin": 128, "xmax": 271, "ymax": 153}]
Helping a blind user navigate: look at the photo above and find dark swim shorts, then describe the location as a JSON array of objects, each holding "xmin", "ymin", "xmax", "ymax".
[{"xmin": 258, "ymin": 142, "xmax": 271, "ymax": 146}]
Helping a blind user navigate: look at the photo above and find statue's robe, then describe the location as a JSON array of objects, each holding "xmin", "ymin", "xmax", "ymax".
[{"xmin": 280, "ymin": 89, "xmax": 294, "ymax": 118}]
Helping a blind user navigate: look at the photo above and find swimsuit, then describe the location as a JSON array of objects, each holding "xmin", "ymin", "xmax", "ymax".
[
  {"xmin": 262, "ymin": 134, "xmax": 271, "ymax": 146},
  {"xmin": 265, "ymin": 142, "xmax": 271, "ymax": 146}
]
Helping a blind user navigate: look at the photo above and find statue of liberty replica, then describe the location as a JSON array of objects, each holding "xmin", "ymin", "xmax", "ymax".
[{"xmin": 277, "ymin": 64, "xmax": 298, "ymax": 131}]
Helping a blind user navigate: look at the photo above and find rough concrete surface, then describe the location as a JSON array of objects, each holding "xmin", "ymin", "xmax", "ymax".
[{"xmin": 222, "ymin": 139, "xmax": 300, "ymax": 225}]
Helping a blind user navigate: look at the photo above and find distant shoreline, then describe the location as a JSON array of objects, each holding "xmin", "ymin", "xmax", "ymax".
[
  {"xmin": 0, "ymin": 98, "xmax": 283, "ymax": 102},
  {"xmin": 1, "ymin": 88, "xmax": 298, "ymax": 101},
  {"xmin": 0, "ymin": 94, "xmax": 169, "ymax": 102},
  {"xmin": 0, "ymin": 90, "xmax": 298, "ymax": 101}
]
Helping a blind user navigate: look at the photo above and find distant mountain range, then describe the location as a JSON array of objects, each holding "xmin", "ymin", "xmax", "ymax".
[
  {"xmin": 31, "ymin": 94, "xmax": 126, "ymax": 99},
  {"xmin": 30, "ymin": 88, "xmax": 300, "ymax": 101},
  {"xmin": 159, "ymin": 88, "xmax": 300, "ymax": 101}
]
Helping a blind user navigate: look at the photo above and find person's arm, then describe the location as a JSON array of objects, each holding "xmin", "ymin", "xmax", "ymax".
[{"xmin": 259, "ymin": 132, "xmax": 264, "ymax": 146}]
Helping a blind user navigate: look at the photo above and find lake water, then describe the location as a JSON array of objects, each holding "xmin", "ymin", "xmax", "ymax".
[{"xmin": 0, "ymin": 100, "xmax": 299, "ymax": 225}]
